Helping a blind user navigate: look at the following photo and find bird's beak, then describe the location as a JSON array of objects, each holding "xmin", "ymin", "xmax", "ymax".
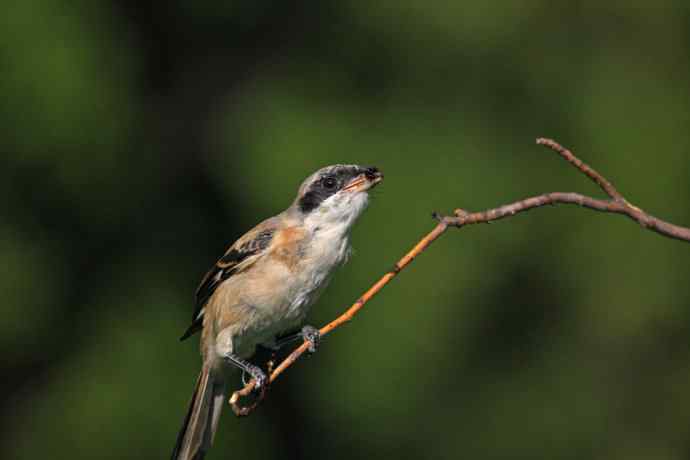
[{"xmin": 342, "ymin": 167, "xmax": 384, "ymax": 192}]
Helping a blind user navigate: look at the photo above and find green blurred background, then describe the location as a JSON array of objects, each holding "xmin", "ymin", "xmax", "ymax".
[{"xmin": 2, "ymin": 2, "xmax": 690, "ymax": 459}]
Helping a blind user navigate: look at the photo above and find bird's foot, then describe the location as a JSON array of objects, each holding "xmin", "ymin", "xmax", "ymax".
[
  {"xmin": 301, "ymin": 325, "xmax": 320, "ymax": 354},
  {"xmin": 242, "ymin": 364, "xmax": 267, "ymax": 392}
]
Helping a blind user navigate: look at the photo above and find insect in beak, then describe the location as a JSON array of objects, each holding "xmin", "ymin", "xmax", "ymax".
[{"xmin": 342, "ymin": 167, "xmax": 383, "ymax": 192}]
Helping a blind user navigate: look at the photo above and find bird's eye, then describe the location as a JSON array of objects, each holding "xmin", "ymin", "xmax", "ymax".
[{"xmin": 322, "ymin": 177, "xmax": 337, "ymax": 189}]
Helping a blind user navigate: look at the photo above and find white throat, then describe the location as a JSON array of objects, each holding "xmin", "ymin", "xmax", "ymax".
[{"xmin": 302, "ymin": 191, "xmax": 370, "ymax": 237}]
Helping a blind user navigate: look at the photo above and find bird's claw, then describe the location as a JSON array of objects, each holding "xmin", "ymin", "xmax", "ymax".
[
  {"xmin": 301, "ymin": 325, "xmax": 320, "ymax": 354},
  {"xmin": 242, "ymin": 364, "xmax": 267, "ymax": 392},
  {"xmin": 250, "ymin": 365, "xmax": 267, "ymax": 391}
]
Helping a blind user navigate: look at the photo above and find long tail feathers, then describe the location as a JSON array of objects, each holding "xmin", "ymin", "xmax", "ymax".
[{"xmin": 171, "ymin": 366, "xmax": 226, "ymax": 460}]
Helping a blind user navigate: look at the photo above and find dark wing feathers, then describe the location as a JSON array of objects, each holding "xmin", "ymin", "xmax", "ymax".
[{"xmin": 179, "ymin": 226, "xmax": 275, "ymax": 341}]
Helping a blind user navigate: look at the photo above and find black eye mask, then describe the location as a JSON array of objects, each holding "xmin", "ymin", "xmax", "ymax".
[{"xmin": 297, "ymin": 166, "xmax": 363, "ymax": 214}]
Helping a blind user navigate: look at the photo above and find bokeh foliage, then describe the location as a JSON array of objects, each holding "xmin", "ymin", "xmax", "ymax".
[{"xmin": 2, "ymin": 2, "xmax": 690, "ymax": 459}]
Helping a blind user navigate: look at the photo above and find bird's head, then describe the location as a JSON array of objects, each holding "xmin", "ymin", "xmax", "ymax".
[{"xmin": 291, "ymin": 164, "xmax": 383, "ymax": 231}]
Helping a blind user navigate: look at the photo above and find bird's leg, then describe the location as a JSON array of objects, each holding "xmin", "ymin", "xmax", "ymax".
[
  {"xmin": 224, "ymin": 354, "xmax": 267, "ymax": 391},
  {"xmin": 272, "ymin": 325, "xmax": 321, "ymax": 354}
]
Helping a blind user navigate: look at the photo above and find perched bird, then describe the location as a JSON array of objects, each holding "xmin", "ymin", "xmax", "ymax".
[{"xmin": 171, "ymin": 164, "xmax": 383, "ymax": 460}]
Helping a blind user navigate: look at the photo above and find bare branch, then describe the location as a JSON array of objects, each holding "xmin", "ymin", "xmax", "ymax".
[
  {"xmin": 536, "ymin": 138, "xmax": 624, "ymax": 201},
  {"xmin": 229, "ymin": 138, "xmax": 690, "ymax": 416},
  {"xmin": 441, "ymin": 139, "xmax": 690, "ymax": 242}
]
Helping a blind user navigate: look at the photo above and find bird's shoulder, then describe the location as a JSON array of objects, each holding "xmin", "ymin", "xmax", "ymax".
[{"xmin": 179, "ymin": 216, "xmax": 282, "ymax": 340}]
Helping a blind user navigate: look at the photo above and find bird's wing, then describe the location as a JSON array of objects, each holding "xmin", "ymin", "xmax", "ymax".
[{"xmin": 179, "ymin": 218, "xmax": 277, "ymax": 341}]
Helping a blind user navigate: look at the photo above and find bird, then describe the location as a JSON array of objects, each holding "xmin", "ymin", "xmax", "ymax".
[{"xmin": 171, "ymin": 164, "xmax": 383, "ymax": 460}]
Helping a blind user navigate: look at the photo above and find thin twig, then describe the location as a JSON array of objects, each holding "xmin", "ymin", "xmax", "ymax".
[
  {"xmin": 537, "ymin": 138, "xmax": 624, "ymax": 201},
  {"xmin": 441, "ymin": 139, "xmax": 690, "ymax": 242},
  {"xmin": 229, "ymin": 138, "xmax": 690, "ymax": 416}
]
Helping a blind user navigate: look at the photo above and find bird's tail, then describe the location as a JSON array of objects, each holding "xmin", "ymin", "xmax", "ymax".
[{"xmin": 171, "ymin": 365, "xmax": 226, "ymax": 460}]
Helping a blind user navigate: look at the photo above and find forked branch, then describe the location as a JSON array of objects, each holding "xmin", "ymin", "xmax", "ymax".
[{"xmin": 229, "ymin": 138, "xmax": 690, "ymax": 416}]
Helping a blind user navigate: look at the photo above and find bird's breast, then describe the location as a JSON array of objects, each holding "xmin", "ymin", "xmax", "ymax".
[
  {"xmin": 258, "ymin": 229, "xmax": 348, "ymax": 331},
  {"xmin": 283, "ymin": 227, "xmax": 351, "ymax": 316},
  {"xmin": 211, "ymin": 225, "xmax": 352, "ymax": 357}
]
